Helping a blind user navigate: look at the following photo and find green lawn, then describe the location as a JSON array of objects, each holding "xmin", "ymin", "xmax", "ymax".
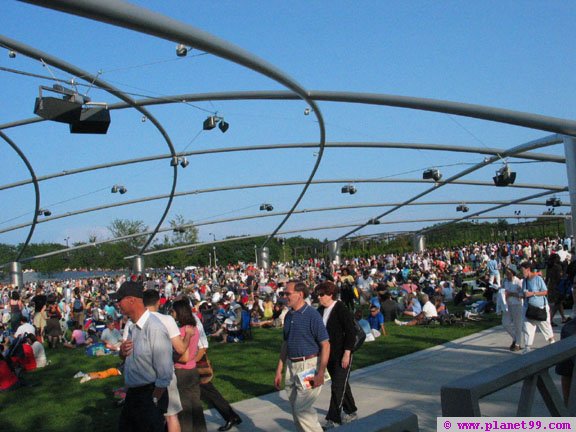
[{"xmin": 1, "ymin": 313, "xmax": 500, "ymax": 432}]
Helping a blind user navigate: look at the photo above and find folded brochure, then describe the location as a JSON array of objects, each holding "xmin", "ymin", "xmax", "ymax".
[{"xmin": 295, "ymin": 367, "xmax": 331, "ymax": 390}]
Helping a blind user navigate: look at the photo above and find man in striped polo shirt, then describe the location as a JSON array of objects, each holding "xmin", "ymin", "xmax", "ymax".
[{"xmin": 274, "ymin": 280, "xmax": 330, "ymax": 432}]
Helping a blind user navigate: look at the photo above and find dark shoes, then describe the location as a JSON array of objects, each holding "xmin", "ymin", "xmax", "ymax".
[{"xmin": 218, "ymin": 417, "xmax": 242, "ymax": 431}]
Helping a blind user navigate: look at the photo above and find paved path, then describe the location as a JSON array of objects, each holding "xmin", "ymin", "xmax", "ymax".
[{"xmin": 203, "ymin": 324, "xmax": 563, "ymax": 432}]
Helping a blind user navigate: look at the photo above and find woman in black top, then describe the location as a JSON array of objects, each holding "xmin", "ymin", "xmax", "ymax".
[{"xmin": 315, "ymin": 281, "xmax": 358, "ymax": 429}]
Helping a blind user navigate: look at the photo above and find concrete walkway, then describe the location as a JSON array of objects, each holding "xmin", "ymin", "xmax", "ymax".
[{"xmin": 203, "ymin": 324, "xmax": 563, "ymax": 432}]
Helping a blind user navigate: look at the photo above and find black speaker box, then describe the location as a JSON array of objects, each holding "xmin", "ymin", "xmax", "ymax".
[
  {"xmin": 69, "ymin": 108, "xmax": 111, "ymax": 134},
  {"xmin": 34, "ymin": 97, "xmax": 82, "ymax": 123}
]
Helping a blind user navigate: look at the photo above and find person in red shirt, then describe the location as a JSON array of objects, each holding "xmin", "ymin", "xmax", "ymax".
[{"xmin": 0, "ymin": 352, "xmax": 19, "ymax": 391}]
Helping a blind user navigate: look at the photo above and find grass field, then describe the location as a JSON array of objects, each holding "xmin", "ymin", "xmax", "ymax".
[{"xmin": 1, "ymin": 313, "xmax": 500, "ymax": 432}]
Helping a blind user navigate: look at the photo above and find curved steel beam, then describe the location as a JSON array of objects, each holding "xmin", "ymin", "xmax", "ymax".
[
  {"xmin": 0, "ymin": 131, "xmax": 41, "ymax": 261},
  {"xmin": 336, "ymin": 133, "xmax": 565, "ymax": 241},
  {"xmin": 129, "ymin": 212, "xmax": 570, "ymax": 259},
  {"xmin": 9, "ymin": 186, "xmax": 570, "ymax": 264},
  {"xmin": 0, "ymin": 178, "xmax": 566, "ymax": 236},
  {"xmin": 19, "ymin": 0, "xmax": 327, "ymax": 252},
  {"xmin": 98, "ymin": 90, "xmax": 576, "ymax": 137},
  {"xmin": 419, "ymin": 188, "xmax": 570, "ymax": 235},
  {"xmin": 0, "ymin": 35, "xmax": 179, "ymax": 256},
  {"xmin": 16, "ymin": 212, "xmax": 568, "ymax": 264},
  {"xmin": 0, "ymin": 140, "xmax": 564, "ymax": 194}
]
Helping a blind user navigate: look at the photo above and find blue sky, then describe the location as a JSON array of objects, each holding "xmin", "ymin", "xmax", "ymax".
[{"xmin": 0, "ymin": 0, "xmax": 574, "ymax": 250}]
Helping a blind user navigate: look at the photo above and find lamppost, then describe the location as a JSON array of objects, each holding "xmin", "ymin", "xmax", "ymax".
[
  {"xmin": 209, "ymin": 253, "xmax": 212, "ymax": 267},
  {"xmin": 213, "ymin": 246, "xmax": 217, "ymax": 268},
  {"xmin": 64, "ymin": 237, "xmax": 70, "ymax": 248},
  {"xmin": 254, "ymin": 244, "xmax": 258, "ymax": 265},
  {"xmin": 209, "ymin": 232, "xmax": 216, "ymax": 242}
]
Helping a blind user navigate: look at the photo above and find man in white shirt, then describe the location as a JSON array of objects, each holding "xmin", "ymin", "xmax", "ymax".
[
  {"xmin": 395, "ymin": 294, "xmax": 437, "ymax": 326},
  {"xmin": 14, "ymin": 316, "xmax": 36, "ymax": 338}
]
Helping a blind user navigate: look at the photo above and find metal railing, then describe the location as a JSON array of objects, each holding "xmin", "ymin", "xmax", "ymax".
[{"xmin": 441, "ymin": 337, "xmax": 576, "ymax": 417}]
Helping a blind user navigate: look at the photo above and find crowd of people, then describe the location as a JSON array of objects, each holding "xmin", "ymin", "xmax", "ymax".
[{"xmin": 0, "ymin": 235, "xmax": 575, "ymax": 431}]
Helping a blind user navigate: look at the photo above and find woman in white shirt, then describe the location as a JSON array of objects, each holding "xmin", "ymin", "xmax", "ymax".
[{"xmin": 502, "ymin": 265, "xmax": 524, "ymax": 352}]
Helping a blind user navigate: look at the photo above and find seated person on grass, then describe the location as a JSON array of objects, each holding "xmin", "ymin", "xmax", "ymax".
[
  {"xmin": 63, "ymin": 321, "xmax": 93, "ymax": 348},
  {"xmin": 100, "ymin": 319, "xmax": 122, "ymax": 351},
  {"xmin": 395, "ymin": 294, "xmax": 438, "ymax": 326},
  {"xmin": 25, "ymin": 334, "xmax": 47, "ymax": 368},
  {"xmin": 403, "ymin": 292, "xmax": 422, "ymax": 317},
  {"xmin": 367, "ymin": 305, "xmax": 387, "ymax": 337}
]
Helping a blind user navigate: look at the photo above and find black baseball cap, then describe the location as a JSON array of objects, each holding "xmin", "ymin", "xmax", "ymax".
[{"xmin": 110, "ymin": 280, "xmax": 144, "ymax": 302}]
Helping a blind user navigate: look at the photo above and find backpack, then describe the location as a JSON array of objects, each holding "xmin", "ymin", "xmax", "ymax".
[{"xmin": 73, "ymin": 298, "xmax": 83, "ymax": 312}]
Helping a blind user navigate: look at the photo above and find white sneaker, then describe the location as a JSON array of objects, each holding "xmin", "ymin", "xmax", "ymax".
[
  {"xmin": 549, "ymin": 338, "xmax": 556, "ymax": 344},
  {"xmin": 73, "ymin": 371, "xmax": 85, "ymax": 378},
  {"xmin": 80, "ymin": 375, "xmax": 92, "ymax": 384},
  {"xmin": 394, "ymin": 319, "xmax": 404, "ymax": 326},
  {"xmin": 342, "ymin": 412, "xmax": 358, "ymax": 424},
  {"xmin": 322, "ymin": 420, "xmax": 337, "ymax": 430}
]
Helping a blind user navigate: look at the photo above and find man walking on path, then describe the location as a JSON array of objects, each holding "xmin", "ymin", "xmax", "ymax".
[{"xmin": 274, "ymin": 280, "xmax": 330, "ymax": 432}]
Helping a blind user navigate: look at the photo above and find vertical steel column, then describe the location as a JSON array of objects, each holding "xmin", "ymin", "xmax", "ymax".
[
  {"xmin": 9, "ymin": 261, "xmax": 23, "ymax": 289},
  {"xmin": 258, "ymin": 247, "xmax": 270, "ymax": 270},
  {"xmin": 132, "ymin": 255, "xmax": 145, "ymax": 276},
  {"xmin": 413, "ymin": 235, "xmax": 426, "ymax": 253},
  {"xmin": 328, "ymin": 241, "xmax": 341, "ymax": 266},
  {"xmin": 563, "ymin": 136, "xmax": 576, "ymax": 239}
]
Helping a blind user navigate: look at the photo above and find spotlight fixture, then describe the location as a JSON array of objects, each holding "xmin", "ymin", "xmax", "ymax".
[
  {"xmin": 176, "ymin": 44, "xmax": 188, "ymax": 57},
  {"xmin": 180, "ymin": 157, "xmax": 190, "ymax": 168},
  {"xmin": 8, "ymin": 50, "xmax": 16, "ymax": 58},
  {"xmin": 304, "ymin": 108, "xmax": 314, "ymax": 115},
  {"xmin": 368, "ymin": 218, "xmax": 381, "ymax": 225},
  {"xmin": 141, "ymin": 115, "xmax": 147, "ymax": 123},
  {"xmin": 218, "ymin": 120, "xmax": 229, "ymax": 133},
  {"xmin": 546, "ymin": 197, "xmax": 562, "ymax": 207},
  {"xmin": 111, "ymin": 184, "xmax": 127, "ymax": 194},
  {"xmin": 203, "ymin": 116, "xmax": 217, "ymax": 130},
  {"xmin": 456, "ymin": 204, "xmax": 469, "ymax": 213},
  {"xmin": 514, "ymin": 210, "xmax": 521, "ymax": 216},
  {"xmin": 37, "ymin": 209, "xmax": 51, "ymax": 217},
  {"xmin": 259, "ymin": 203, "xmax": 274, "ymax": 211},
  {"xmin": 423, "ymin": 168, "xmax": 442, "ymax": 182},
  {"xmin": 203, "ymin": 115, "xmax": 229, "ymax": 133},
  {"xmin": 341, "ymin": 184, "xmax": 357, "ymax": 195},
  {"xmin": 493, "ymin": 164, "xmax": 516, "ymax": 187}
]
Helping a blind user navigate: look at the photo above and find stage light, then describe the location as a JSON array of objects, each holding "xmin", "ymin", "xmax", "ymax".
[
  {"xmin": 203, "ymin": 115, "xmax": 229, "ymax": 132},
  {"xmin": 37, "ymin": 209, "xmax": 51, "ymax": 217},
  {"xmin": 176, "ymin": 44, "xmax": 188, "ymax": 57},
  {"xmin": 304, "ymin": 108, "xmax": 313, "ymax": 115},
  {"xmin": 341, "ymin": 185, "xmax": 357, "ymax": 195},
  {"xmin": 260, "ymin": 203, "xmax": 274, "ymax": 211},
  {"xmin": 368, "ymin": 218, "xmax": 381, "ymax": 225},
  {"xmin": 203, "ymin": 115, "xmax": 217, "ymax": 130},
  {"xmin": 218, "ymin": 120, "xmax": 229, "ymax": 133},
  {"xmin": 111, "ymin": 184, "xmax": 127, "ymax": 194},
  {"xmin": 456, "ymin": 204, "xmax": 469, "ymax": 212},
  {"xmin": 423, "ymin": 168, "xmax": 442, "ymax": 182},
  {"xmin": 8, "ymin": 50, "xmax": 16, "ymax": 58},
  {"xmin": 493, "ymin": 164, "xmax": 516, "ymax": 187},
  {"xmin": 546, "ymin": 197, "xmax": 562, "ymax": 207},
  {"xmin": 180, "ymin": 158, "xmax": 190, "ymax": 168}
]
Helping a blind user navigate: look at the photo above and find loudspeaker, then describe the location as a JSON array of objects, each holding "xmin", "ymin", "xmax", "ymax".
[
  {"xmin": 34, "ymin": 97, "xmax": 82, "ymax": 123},
  {"xmin": 69, "ymin": 108, "xmax": 111, "ymax": 134}
]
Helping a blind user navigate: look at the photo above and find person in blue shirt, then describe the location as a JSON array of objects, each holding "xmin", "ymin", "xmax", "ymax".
[
  {"xmin": 274, "ymin": 280, "xmax": 330, "ymax": 432},
  {"xmin": 520, "ymin": 261, "xmax": 555, "ymax": 354},
  {"xmin": 367, "ymin": 305, "xmax": 386, "ymax": 337}
]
